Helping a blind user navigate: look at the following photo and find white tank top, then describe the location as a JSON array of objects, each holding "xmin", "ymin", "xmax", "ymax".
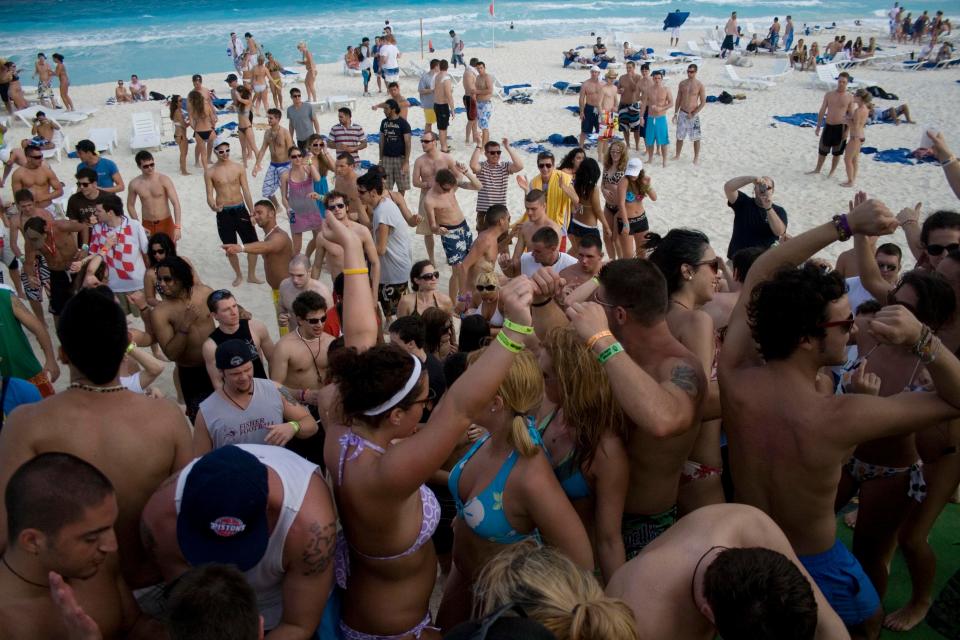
[{"xmin": 175, "ymin": 444, "xmax": 318, "ymax": 630}]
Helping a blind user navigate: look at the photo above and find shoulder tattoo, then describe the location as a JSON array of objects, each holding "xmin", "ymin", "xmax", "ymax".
[
  {"xmin": 301, "ymin": 521, "xmax": 336, "ymax": 577},
  {"xmin": 670, "ymin": 362, "xmax": 700, "ymax": 397},
  {"xmin": 278, "ymin": 385, "xmax": 302, "ymax": 407}
]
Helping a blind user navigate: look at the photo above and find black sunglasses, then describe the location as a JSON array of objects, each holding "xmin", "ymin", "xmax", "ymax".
[
  {"xmin": 408, "ymin": 387, "xmax": 437, "ymax": 408},
  {"xmin": 150, "ymin": 247, "xmax": 166, "ymax": 255},
  {"xmin": 328, "ymin": 202, "xmax": 347, "ymax": 210},
  {"xmin": 140, "ymin": 162, "xmax": 155, "ymax": 169},
  {"xmin": 306, "ymin": 315, "xmax": 327, "ymax": 325},
  {"xmin": 418, "ymin": 271, "xmax": 439, "ymax": 280},
  {"xmin": 486, "ymin": 149, "xmax": 501, "ymax": 155},
  {"xmin": 927, "ymin": 242, "xmax": 959, "ymax": 256},
  {"xmin": 537, "ymin": 163, "xmax": 553, "ymax": 169},
  {"xmin": 476, "ymin": 284, "xmax": 497, "ymax": 291},
  {"xmin": 76, "ymin": 181, "xmax": 92, "ymax": 187}
]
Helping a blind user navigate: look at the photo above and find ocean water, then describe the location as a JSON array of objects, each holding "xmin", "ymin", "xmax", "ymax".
[{"xmin": 0, "ymin": 0, "xmax": 894, "ymax": 85}]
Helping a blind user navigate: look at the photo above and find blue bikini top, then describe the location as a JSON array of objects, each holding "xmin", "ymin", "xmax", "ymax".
[
  {"xmin": 448, "ymin": 419, "xmax": 542, "ymax": 544},
  {"xmin": 538, "ymin": 410, "xmax": 592, "ymax": 501}
]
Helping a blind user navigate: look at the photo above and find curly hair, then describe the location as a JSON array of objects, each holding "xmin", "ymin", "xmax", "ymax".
[
  {"xmin": 747, "ymin": 263, "xmax": 846, "ymax": 361},
  {"xmin": 329, "ymin": 343, "xmax": 426, "ymax": 422}
]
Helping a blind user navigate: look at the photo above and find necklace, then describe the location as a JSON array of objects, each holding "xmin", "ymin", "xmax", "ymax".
[
  {"xmin": 296, "ymin": 327, "xmax": 324, "ymax": 384},
  {"xmin": 670, "ymin": 299, "xmax": 691, "ymax": 310},
  {"xmin": 221, "ymin": 386, "xmax": 251, "ymax": 412},
  {"xmin": 690, "ymin": 545, "xmax": 728, "ymax": 604},
  {"xmin": 69, "ymin": 382, "xmax": 126, "ymax": 393},
  {"xmin": 2, "ymin": 555, "xmax": 48, "ymax": 589}
]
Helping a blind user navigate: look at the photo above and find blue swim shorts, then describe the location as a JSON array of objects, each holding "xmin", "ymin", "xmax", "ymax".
[
  {"xmin": 798, "ymin": 539, "xmax": 881, "ymax": 626},
  {"xmin": 644, "ymin": 114, "xmax": 669, "ymax": 147},
  {"xmin": 440, "ymin": 220, "xmax": 473, "ymax": 266}
]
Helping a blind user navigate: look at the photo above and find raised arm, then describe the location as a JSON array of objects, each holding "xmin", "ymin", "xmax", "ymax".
[
  {"xmin": 928, "ymin": 131, "xmax": 960, "ymax": 199},
  {"xmin": 723, "ymin": 175, "xmax": 753, "ymax": 205},
  {"xmin": 853, "ymin": 233, "xmax": 893, "ymax": 301},
  {"xmin": 896, "ymin": 202, "xmax": 924, "ymax": 261},
  {"xmin": 326, "ymin": 212, "xmax": 378, "ymax": 349},
  {"xmin": 469, "ymin": 146, "xmax": 483, "ymax": 173},
  {"xmin": 503, "ymin": 138, "xmax": 524, "ymax": 173}
]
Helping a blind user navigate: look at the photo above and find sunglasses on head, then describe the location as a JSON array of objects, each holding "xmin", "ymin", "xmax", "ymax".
[
  {"xmin": 305, "ymin": 315, "xmax": 327, "ymax": 325},
  {"xmin": 818, "ymin": 314, "xmax": 855, "ymax": 333},
  {"xmin": 419, "ymin": 271, "xmax": 439, "ymax": 280},
  {"xmin": 476, "ymin": 284, "xmax": 497, "ymax": 291},
  {"xmin": 927, "ymin": 242, "xmax": 959, "ymax": 256}
]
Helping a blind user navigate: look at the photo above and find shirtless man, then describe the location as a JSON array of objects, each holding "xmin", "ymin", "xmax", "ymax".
[
  {"xmin": 20, "ymin": 111, "xmax": 59, "ymax": 150},
  {"xmin": 462, "ymin": 58, "xmax": 480, "ymax": 144},
  {"xmin": 721, "ymin": 12, "xmax": 739, "ymax": 58},
  {"xmin": 277, "ymin": 254, "xmax": 333, "ymax": 336},
  {"xmin": 0, "ymin": 289, "xmax": 192, "ymax": 590},
  {"xmin": 114, "ymin": 79, "xmax": 133, "ymax": 103},
  {"xmin": 424, "ymin": 165, "xmax": 481, "ymax": 299},
  {"xmin": 456, "ymin": 203, "xmax": 510, "ymax": 303},
  {"xmin": 720, "ymin": 195, "xmax": 960, "ymax": 638},
  {"xmin": 532, "ymin": 258, "xmax": 706, "ymax": 559},
  {"xmin": 642, "ymin": 71, "xmax": 673, "ymax": 168},
  {"xmin": 201, "ymin": 290, "xmax": 274, "ymax": 390},
  {"xmin": 128, "ymin": 150, "xmax": 182, "ymax": 243},
  {"xmin": 433, "ymin": 59, "xmax": 455, "ymax": 152},
  {"xmin": 150, "ymin": 256, "xmax": 217, "ymax": 423},
  {"xmin": 270, "ymin": 290, "xmax": 334, "ymax": 412},
  {"xmin": 313, "ymin": 191, "xmax": 380, "ymax": 298},
  {"xmin": 578, "ymin": 66, "xmax": 604, "ymax": 148},
  {"xmin": 598, "ymin": 70, "xmax": 620, "ymax": 160},
  {"xmin": 222, "ymin": 199, "xmax": 294, "ymax": 326},
  {"xmin": 809, "ymin": 72, "xmax": 854, "ymax": 177},
  {"xmin": 0, "ymin": 453, "xmax": 158, "ymax": 639},
  {"xmin": 371, "ymin": 81, "xmax": 410, "ymax": 121},
  {"xmin": 10, "ymin": 147, "xmax": 61, "ymax": 247},
  {"xmin": 673, "ymin": 64, "xmax": 706, "ymax": 164},
  {"xmin": 51, "ymin": 53, "xmax": 73, "ymax": 111},
  {"xmin": 252, "ymin": 108, "xmax": 293, "ymax": 214},
  {"xmin": 332, "ymin": 153, "xmax": 365, "ymax": 224},
  {"xmin": 33, "ymin": 53, "xmax": 57, "ymax": 108},
  {"xmin": 413, "ymin": 132, "xmax": 459, "ymax": 263},
  {"xmin": 606, "ymin": 504, "xmax": 848, "ymax": 640},
  {"xmin": 618, "ymin": 62, "xmax": 644, "ymax": 150},
  {"xmin": 558, "ymin": 234, "xmax": 604, "ymax": 293},
  {"xmin": 298, "ymin": 41, "xmax": 317, "ymax": 103},
  {"xmin": 474, "ymin": 61, "xmax": 495, "ymax": 146},
  {"xmin": 204, "ymin": 137, "xmax": 260, "ymax": 286},
  {"xmin": 21, "ymin": 213, "xmax": 87, "ymax": 322},
  {"xmin": 140, "ymin": 444, "xmax": 337, "ymax": 637}
]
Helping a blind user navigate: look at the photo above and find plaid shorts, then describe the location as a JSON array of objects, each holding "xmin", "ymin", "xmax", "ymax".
[{"xmin": 381, "ymin": 156, "xmax": 410, "ymax": 191}]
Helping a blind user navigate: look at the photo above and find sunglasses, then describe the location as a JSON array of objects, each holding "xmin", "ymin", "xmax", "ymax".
[
  {"xmin": 818, "ymin": 315, "xmax": 855, "ymax": 333},
  {"xmin": 926, "ymin": 242, "xmax": 959, "ymax": 256},
  {"xmin": 421, "ymin": 138, "xmax": 435, "ymax": 144},
  {"xmin": 476, "ymin": 284, "xmax": 497, "ymax": 292},
  {"xmin": 486, "ymin": 149, "xmax": 501, "ymax": 155},
  {"xmin": 290, "ymin": 154, "xmax": 303, "ymax": 159},
  {"xmin": 311, "ymin": 142, "xmax": 324, "ymax": 147},
  {"xmin": 328, "ymin": 202, "xmax": 346, "ymax": 210},
  {"xmin": 538, "ymin": 163, "xmax": 553, "ymax": 169},
  {"xmin": 877, "ymin": 262, "xmax": 898, "ymax": 272},
  {"xmin": 140, "ymin": 162, "xmax": 155, "ymax": 169},
  {"xmin": 305, "ymin": 315, "xmax": 327, "ymax": 325},
  {"xmin": 693, "ymin": 258, "xmax": 721, "ymax": 274},
  {"xmin": 150, "ymin": 248, "xmax": 166, "ymax": 255},
  {"xmin": 418, "ymin": 271, "xmax": 440, "ymax": 280},
  {"xmin": 215, "ymin": 147, "xmax": 230, "ymax": 154},
  {"xmin": 408, "ymin": 387, "xmax": 437, "ymax": 408},
  {"xmin": 28, "ymin": 154, "xmax": 43, "ymax": 160},
  {"xmin": 591, "ymin": 290, "xmax": 634, "ymax": 308},
  {"xmin": 76, "ymin": 181, "xmax": 92, "ymax": 187}
]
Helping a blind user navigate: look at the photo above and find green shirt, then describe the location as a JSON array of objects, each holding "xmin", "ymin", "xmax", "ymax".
[{"xmin": 0, "ymin": 288, "xmax": 42, "ymax": 379}]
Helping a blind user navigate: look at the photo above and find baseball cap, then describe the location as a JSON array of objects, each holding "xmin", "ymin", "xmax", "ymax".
[
  {"xmin": 215, "ymin": 339, "xmax": 257, "ymax": 370},
  {"xmin": 589, "ymin": 65, "xmax": 602, "ymax": 73},
  {"xmin": 625, "ymin": 158, "xmax": 644, "ymax": 177},
  {"xmin": 213, "ymin": 134, "xmax": 231, "ymax": 149},
  {"xmin": 176, "ymin": 446, "xmax": 270, "ymax": 572},
  {"xmin": 225, "ymin": 73, "xmax": 238, "ymax": 83}
]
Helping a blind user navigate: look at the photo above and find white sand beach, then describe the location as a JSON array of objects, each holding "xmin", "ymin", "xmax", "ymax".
[{"xmin": 5, "ymin": 26, "xmax": 958, "ymax": 395}]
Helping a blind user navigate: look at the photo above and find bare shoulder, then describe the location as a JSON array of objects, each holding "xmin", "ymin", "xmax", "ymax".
[{"xmin": 660, "ymin": 352, "xmax": 706, "ymax": 398}]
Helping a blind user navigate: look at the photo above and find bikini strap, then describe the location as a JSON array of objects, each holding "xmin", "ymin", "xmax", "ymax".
[
  {"xmin": 493, "ymin": 418, "xmax": 543, "ymax": 484},
  {"xmin": 450, "ymin": 433, "xmax": 490, "ymax": 512},
  {"xmin": 336, "ymin": 430, "xmax": 386, "ymax": 486}
]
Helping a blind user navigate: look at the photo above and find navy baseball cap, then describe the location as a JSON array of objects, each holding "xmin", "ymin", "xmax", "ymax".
[
  {"xmin": 176, "ymin": 446, "xmax": 269, "ymax": 572},
  {"xmin": 215, "ymin": 339, "xmax": 257, "ymax": 370}
]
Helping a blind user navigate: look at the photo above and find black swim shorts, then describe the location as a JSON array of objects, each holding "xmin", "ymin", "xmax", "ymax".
[
  {"xmin": 216, "ymin": 203, "xmax": 259, "ymax": 245},
  {"xmin": 819, "ymin": 123, "xmax": 847, "ymax": 156},
  {"xmin": 434, "ymin": 103, "xmax": 451, "ymax": 131}
]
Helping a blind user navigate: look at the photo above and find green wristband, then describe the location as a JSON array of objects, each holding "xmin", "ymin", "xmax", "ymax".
[
  {"xmin": 597, "ymin": 341, "xmax": 624, "ymax": 365},
  {"xmin": 496, "ymin": 330, "xmax": 524, "ymax": 353},
  {"xmin": 502, "ymin": 318, "xmax": 534, "ymax": 335},
  {"xmin": 289, "ymin": 420, "xmax": 301, "ymax": 434}
]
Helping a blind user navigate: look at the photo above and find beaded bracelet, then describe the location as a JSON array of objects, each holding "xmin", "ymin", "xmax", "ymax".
[
  {"xmin": 831, "ymin": 214, "xmax": 852, "ymax": 242},
  {"xmin": 502, "ymin": 318, "xmax": 534, "ymax": 335},
  {"xmin": 496, "ymin": 330, "xmax": 524, "ymax": 353},
  {"xmin": 597, "ymin": 341, "xmax": 625, "ymax": 364}
]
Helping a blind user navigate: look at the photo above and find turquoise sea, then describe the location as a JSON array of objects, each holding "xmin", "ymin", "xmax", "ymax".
[{"xmin": 0, "ymin": 0, "xmax": 898, "ymax": 85}]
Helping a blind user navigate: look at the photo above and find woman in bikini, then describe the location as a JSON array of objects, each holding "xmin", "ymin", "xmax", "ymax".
[
  {"xmin": 252, "ymin": 55, "xmax": 270, "ymax": 116},
  {"xmin": 280, "ymin": 145, "xmax": 323, "ymax": 255},
  {"xmin": 539, "ymin": 326, "xmax": 629, "ymax": 583},
  {"xmin": 568, "ymin": 157, "xmax": 607, "ymax": 256},
  {"xmin": 804, "ymin": 42, "xmax": 820, "ymax": 70},
  {"xmin": 649, "ymin": 229, "xmax": 726, "ymax": 514},
  {"xmin": 462, "ymin": 271, "xmax": 504, "ymax": 333},
  {"xmin": 842, "ymin": 89, "xmax": 870, "ymax": 188},
  {"xmin": 423, "ymin": 307, "xmax": 458, "ymax": 360},
  {"xmin": 168, "ymin": 95, "xmax": 190, "ymax": 176},
  {"xmin": 616, "ymin": 157, "xmax": 656, "ymax": 259},
  {"xmin": 435, "ymin": 348, "xmax": 593, "ymax": 630},
  {"xmin": 397, "ymin": 259, "xmax": 453, "ymax": 319},
  {"xmin": 234, "ymin": 85, "xmax": 255, "ymax": 168},
  {"xmin": 321, "ymin": 219, "xmax": 538, "ymax": 640},
  {"xmin": 186, "ymin": 89, "xmax": 214, "ymax": 170},
  {"xmin": 601, "ymin": 139, "xmax": 628, "ymax": 260},
  {"xmin": 265, "ymin": 52, "xmax": 284, "ymax": 109}
]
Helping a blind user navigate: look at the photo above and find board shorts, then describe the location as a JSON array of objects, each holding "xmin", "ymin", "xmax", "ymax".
[
  {"xmin": 600, "ymin": 110, "xmax": 618, "ymax": 140},
  {"xmin": 581, "ymin": 104, "xmax": 600, "ymax": 134},
  {"xmin": 476, "ymin": 100, "xmax": 492, "ymax": 130},
  {"xmin": 622, "ymin": 505, "xmax": 677, "ymax": 560},
  {"xmin": 799, "ymin": 539, "xmax": 881, "ymax": 626},
  {"xmin": 21, "ymin": 254, "xmax": 50, "ymax": 303},
  {"xmin": 143, "ymin": 216, "xmax": 177, "ymax": 244},
  {"xmin": 378, "ymin": 281, "xmax": 408, "ymax": 317},
  {"xmin": 176, "ymin": 363, "xmax": 214, "ymax": 423},
  {"xmin": 618, "ymin": 102, "xmax": 642, "ymax": 132},
  {"xmin": 676, "ymin": 110, "xmax": 702, "ymax": 141},
  {"xmin": 463, "ymin": 95, "xmax": 478, "ymax": 121},
  {"xmin": 819, "ymin": 123, "xmax": 847, "ymax": 156},
  {"xmin": 721, "ymin": 34, "xmax": 735, "ymax": 51},
  {"xmin": 216, "ymin": 203, "xmax": 259, "ymax": 245},
  {"xmin": 617, "ymin": 213, "xmax": 649, "ymax": 235},
  {"xmin": 314, "ymin": 175, "xmax": 329, "ymax": 218},
  {"xmin": 38, "ymin": 80, "xmax": 53, "ymax": 101},
  {"xmin": 383, "ymin": 67, "xmax": 400, "ymax": 82},
  {"xmin": 424, "ymin": 107, "xmax": 437, "ymax": 125},
  {"xmin": 434, "ymin": 103, "xmax": 451, "ymax": 131},
  {"xmin": 440, "ymin": 220, "xmax": 473, "ymax": 266},
  {"xmin": 47, "ymin": 269, "xmax": 72, "ymax": 316},
  {"xmin": 28, "ymin": 371, "xmax": 55, "ymax": 397},
  {"xmin": 644, "ymin": 114, "xmax": 669, "ymax": 146},
  {"xmin": 381, "ymin": 155, "xmax": 410, "ymax": 191},
  {"xmin": 262, "ymin": 161, "xmax": 291, "ymax": 198},
  {"xmin": 568, "ymin": 218, "xmax": 601, "ymax": 242},
  {"xmin": 362, "ymin": 69, "xmax": 371, "ymax": 85}
]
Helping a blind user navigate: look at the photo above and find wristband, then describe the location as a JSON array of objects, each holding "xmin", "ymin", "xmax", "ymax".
[
  {"xmin": 126, "ymin": 342, "xmax": 136, "ymax": 355},
  {"xmin": 289, "ymin": 420, "xmax": 301, "ymax": 435},
  {"xmin": 831, "ymin": 214, "xmax": 852, "ymax": 242},
  {"xmin": 591, "ymin": 276, "xmax": 600, "ymax": 285},
  {"xmin": 597, "ymin": 341, "xmax": 625, "ymax": 364},
  {"xmin": 531, "ymin": 298, "xmax": 553, "ymax": 308},
  {"xmin": 496, "ymin": 330, "xmax": 524, "ymax": 353},
  {"xmin": 940, "ymin": 156, "xmax": 957, "ymax": 167},
  {"xmin": 586, "ymin": 330, "xmax": 613, "ymax": 350},
  {"xmin": 81, "ymin": 243, "xmax": 90, "ymax": 252},
  {"xmin": 343, "ymin": 267, "xmax": 369, "ymax": 275},
  {"xmin": 502, "ymin": 318, "xmax": 533, "ymax": 335}
]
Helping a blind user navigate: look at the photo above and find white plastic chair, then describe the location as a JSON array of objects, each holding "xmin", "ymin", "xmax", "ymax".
[
  {"xmin": 130, "ymin": 111, "xmax": 161, "ymax": 151},
  {"xmin": 757, "ymin": 59, "xmax": 793, "ymax": 81},
  {"xmin": 88, "ymin": 128, "xmax": 118, "ymax": 154},
  {"xmin": 41, "ymin": 128, "xmax": 70, "ymax": 163},
  {"xmin": 724, "ymin": 65, "xmax": 775, "ymax": 89}
]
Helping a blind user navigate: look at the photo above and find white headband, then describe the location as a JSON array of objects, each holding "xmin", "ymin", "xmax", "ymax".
[{"xmin": 362, "ymin": 355, "xmax": 423, "ymax": 415}]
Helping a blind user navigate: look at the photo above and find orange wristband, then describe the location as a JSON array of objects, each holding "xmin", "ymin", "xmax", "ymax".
[{"xmin": 585, "ymin": 330, "xmax": 613, "ymax": 350}]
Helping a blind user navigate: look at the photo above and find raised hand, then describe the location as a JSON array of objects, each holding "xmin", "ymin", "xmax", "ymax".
[
  {"xmin": 868, "ymin": 305, "xmax": 923, "ymax": 347},
  {"xmin": 846, "ymin": 359, "xmax": 881, "ymax": 395},
  {"xmin": 499, "ymin": 275, "xmax": 534, "ymax": 329},
  {"xmin": 847, "ymin": 196, "xmax": 898, "ymax": 237},
  {"xmin": 565, "ymin": 301, "xmax": 611, "ymax": 343}
]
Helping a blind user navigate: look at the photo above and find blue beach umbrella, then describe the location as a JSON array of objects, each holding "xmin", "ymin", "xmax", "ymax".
[{"xmin": 664, "ymin": 10, "xmax": 690, "ymax": 30}]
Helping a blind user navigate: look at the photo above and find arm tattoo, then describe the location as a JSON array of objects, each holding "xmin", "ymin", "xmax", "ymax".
[
  {"xmin": 670, "ymin": 362, "xmax": 700, "ymax": 397},
  {"xmin": 301, "ymin": 521, "xmax": 336, "ymax": 577},
  {"xmin": 278, "ymin": 385, "xmax": 303, "ymax": 407}
]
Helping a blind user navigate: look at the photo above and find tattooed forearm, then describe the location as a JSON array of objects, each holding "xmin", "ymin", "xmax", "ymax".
[
  {"xmin": 278, "ymin": 385, "xmax": 304, "ymax": 407},
  {"xmin": 670, "ymin": 362, "xmax": 700, "ymax": 397},
  {"xmin": 301, "ymin": 521, "xmax": 336, "ymax": 576}
]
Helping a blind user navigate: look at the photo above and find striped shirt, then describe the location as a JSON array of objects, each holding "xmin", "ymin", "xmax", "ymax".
[
  {"xmin": 475, "ymin": 160, "xmax": 513, "ymax": 213},
  {"xmin": 329, "ymin": 123, "xmax": 366, "ymax": 162}
]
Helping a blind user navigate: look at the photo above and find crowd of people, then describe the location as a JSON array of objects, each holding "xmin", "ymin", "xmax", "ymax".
[{"xmin": 1, "ymin": 13, "xmax": 960, "ymax": 640}]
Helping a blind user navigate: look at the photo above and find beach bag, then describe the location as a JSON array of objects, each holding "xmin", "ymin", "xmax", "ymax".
[
  {"xmin": 149, "ymin": 91, "xmax": 166, "ymax": 101},
  {"xmin": 717, "ymin": 91, "xmax": 734, "ymax": 104},
  {"xmin": 866, "ymin": 86, "xmax": 898, "ymax": 101}
]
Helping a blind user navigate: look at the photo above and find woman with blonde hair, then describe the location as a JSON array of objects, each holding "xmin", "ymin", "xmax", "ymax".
[
  {"xmin": 601, "ymin": 139, "xmax": 628, "ymax": 259},
  {"xmin": 804, "ymin": 42, "xmax": 820, "ymax": 70},
  {"xmin": 842, "ymin": 89, "xmax": 870, "ymax": 188},
  {"xmin": 473, "ymin": 540, "xmax": 640, "ymax": 640},
  {"xmin": 186, "ymin": 90, "xmax": 214, "ymax": 170},
  {"xmin": 463, "ymin": 270, "xmax": 504, "ymax": 331},
  {"xmin": 436, "ymin": 349, "xmax": 594, "ymax": 630},
  {"xmin": 540, "ymin": 326, "xmax": 629, "ymax": 582}
]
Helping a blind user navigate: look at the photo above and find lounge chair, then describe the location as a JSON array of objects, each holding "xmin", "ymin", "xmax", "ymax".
[
  {"xmin": 87, "ymin": 128, "xmax": 118, "ymax": 154},
  {"xmin": 129, "ymin": 111, "xmax": 162, "ymax": 151},
  {"xmin": 341, "ymin": 62, "xmax": 361, "ymax": 77},
  {"xmin": 812, "ymin": 63, "xmax": 874, "ymax": 89},
  {"xmin": 13, "ymin": 105, "xmax": 89, "ymax": 128},
  {"xmin": 757, "ymin": 59, "xmax": 792, "ymax": 81},
  {"xmin": 41, "ymin": 128, "xmax": 70, "ymax": 163},
  {"xmin": 542, "ymin": 81, "xmax": 582, "ymax": 95},
  {"xmin": 707, "ymin": 41, "xmax": 723, "ymax": 55},
  {"xmin": 724, "ymin": 65, "xmax": 775, "ymax": 90},
  {"xmin": 326, "ymin": 95, "xmax": 357, "ymax": 112}
]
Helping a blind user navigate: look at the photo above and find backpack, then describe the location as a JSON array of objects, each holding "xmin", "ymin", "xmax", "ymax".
[{"xmin": 717, "ymin": 91, "xmax": 734, "ymax": 104}]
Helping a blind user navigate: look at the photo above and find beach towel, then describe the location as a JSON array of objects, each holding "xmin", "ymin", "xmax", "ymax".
[
  {"xmin": 215, "ymin": 122, "xmax": 238, "ymax": 135},
  {"xmin": 212, "ymin": 98, "xmax": 230, "ymax": 109},
  {"xmin": 506, "ymin": 95, "xmax": 534, "ymax": 104},
  {"xmin": 565, "ymin": 106, "xmax": 581, "ymax": 115},
  {"xmin": 407, "ymin": 97, "xmax": 421, "ymax": 106},
  {"xmin": 455, "ymin": 107, "xmax": 466, "ymax": 114},
  {"xmin": 503, "ymin": 83, "xmax": 532, "ymax": 95},
  {"xmin": 773, "ymin": 112, "xmax": 893, "ymax": 128},
  {"xmin": 547, "ymin": 133, "xmax": 581, "ymax": 147},
  {"xmin": 861, "ymin": 147, "xmax": 938, "ymax": 165},
  {"xmin": 669, "ymin": 51, "xmax": 696, "ymax": 57},
  {"xmin": 663, "ymin": 11, "xmax": 689, "ymax": 30}
]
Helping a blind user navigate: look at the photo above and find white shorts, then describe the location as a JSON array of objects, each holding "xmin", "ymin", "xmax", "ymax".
[
  {"xmin": 671, "ymin": 27, "xmax": 681, "ymax": 38},
  {"xmin": 677, "ymin": 110, "xmax": 702, "ymax": 141}
]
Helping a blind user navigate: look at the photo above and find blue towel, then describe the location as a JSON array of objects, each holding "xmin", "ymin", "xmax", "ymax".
[
  {"xmin": 407, "ymin": 97, "xmax": 421, "ymax": 106},
  {"xmin": 215, "ymin": 122, "xmax": 238, "ymax": 134},
  {"xmin": 863, "ymin": 147, "xmax": 938, "ymax": 165},
  {"xmin": 553, "ymin": 81, "xmax": 581, "ymax": 92},
  {"xmin": 547, "ymin": 133, "xmax": 580, "ymax": 146},
  {"xmin": 706, "ymin": 95, "xmax": 718, "ymax": 103},
  {"xmin": 503, "ymin": 83, "xmax": 532, "ymax": 95},
  {"xmin": 212, "ymin": 98, "xmax": 230, "ymax": 108},
  {"xmin": 565, "ymin": 106, "xmax": 581, "ymax": 115},
  {"xmin": 563, "ymin": 57, "xmax": 575, "ymax": 68},
  {"xmin": 359, "ymin": 160, "xmax": 375, "ymax": 170},
  {"xmin": 280, "ymin": 68, "xmax": 298, "ymax": 76},
  {"xmin": 663, "ymin": 11, "xmax": 689, "ymax": 29},
  {"xmin": 510, "ymin": 138, "xmax": 534, "ymax": 147},
  {"xmin": 455, "ymin": 107, "xmax": 466, "ymax": 114},
  {"xmin": 626, "ymin": 53, "xmax": 645, "ymax": 61},
  {"xmin": 669, "ymin": 51, "xmax": 696, "ymax": 57},
  {"xmin": 772, "ymin": 112, "xmax": 820, "ymax": 127},
  {"xmin": 366, "ymin": 133, "xmax": 380, "ymax": 143}
]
